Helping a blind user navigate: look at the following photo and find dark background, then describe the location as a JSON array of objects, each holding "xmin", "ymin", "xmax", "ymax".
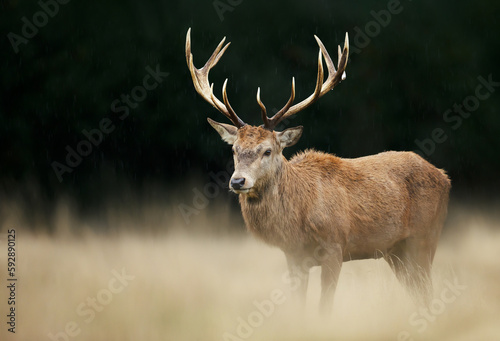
[{"xmin": 1, "ymin": 0, "xmax": 499, "ymax": 228}]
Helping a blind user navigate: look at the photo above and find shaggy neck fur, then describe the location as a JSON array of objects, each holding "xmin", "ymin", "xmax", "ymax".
[{"xmin": 238, "ymin": 154, "xmax": 319, "ymax": 252}]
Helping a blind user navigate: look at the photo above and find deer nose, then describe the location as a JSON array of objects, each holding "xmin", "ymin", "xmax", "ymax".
[{"xmin": 230, "ymin": 177, "xmax": 246, "ymax": 190}]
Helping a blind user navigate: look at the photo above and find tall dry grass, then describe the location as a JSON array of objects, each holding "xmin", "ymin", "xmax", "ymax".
[{"xmin": 0, "ymin": 201, "xmax": 499, "ymax": 341}]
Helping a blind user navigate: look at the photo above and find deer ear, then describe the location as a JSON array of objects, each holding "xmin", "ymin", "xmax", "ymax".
[
  {"xmin": 207, "ymin": 118, "xmax": 238, "ymax": 145},
  {"xmin": 276, "ymin": 126, "xmax": 303, "ymax": 148}
]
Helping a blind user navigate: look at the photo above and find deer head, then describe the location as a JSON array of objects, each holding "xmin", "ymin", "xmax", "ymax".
[{"xmin": 186, "ymin": 28, "xmax": 349, "ymax": 197}]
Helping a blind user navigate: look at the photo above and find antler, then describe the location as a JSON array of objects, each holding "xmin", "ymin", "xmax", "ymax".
[
  {"xmin": 259, "ymin": 33, "xmax": 349, "ymax": 130},
  {"xmin": 185, "ymin": 28, "xmax": 246, "ymax": 128}
]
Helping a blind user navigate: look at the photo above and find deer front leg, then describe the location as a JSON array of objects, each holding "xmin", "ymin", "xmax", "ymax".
[
  {"xmin": 319, "ymin": 245, "xmax": 343, "ymax": 315},
  {"xmin": 285, "ymin": 253, "xmax": 310, "ymax": 309}
]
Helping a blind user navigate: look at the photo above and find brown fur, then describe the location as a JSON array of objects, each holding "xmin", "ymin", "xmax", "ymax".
[
  {"xmin": 215, "ymin": 124, "xmax": 450, "ymax": 314},
  {"xmin": 186, "ymin": 28, "xmax": 448, "ymax": 313}
]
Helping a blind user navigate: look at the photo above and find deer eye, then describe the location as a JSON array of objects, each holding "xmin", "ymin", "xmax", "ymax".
[{"xmin": 264, "ymin": 149, "xmax": 272, "ymax": 156}]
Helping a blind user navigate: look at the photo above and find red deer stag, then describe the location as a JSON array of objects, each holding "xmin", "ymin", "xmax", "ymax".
[{"xmin": 185, "ymin": 28, "xmax": 450, "ymax": 314}]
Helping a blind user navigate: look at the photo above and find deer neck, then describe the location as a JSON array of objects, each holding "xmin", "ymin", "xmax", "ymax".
[{"xmin": 238, "ymin": 156, "xmax": 303, "ymax": 249}]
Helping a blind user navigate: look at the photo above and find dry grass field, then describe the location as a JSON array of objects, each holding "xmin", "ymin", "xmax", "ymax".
[{"xmin": 1, "ymin": 201, "xmax": 500, "ymax": 341}]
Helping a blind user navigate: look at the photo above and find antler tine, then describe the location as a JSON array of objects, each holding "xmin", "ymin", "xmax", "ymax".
[
  {"xmin": 338, "ymin": 45, "xmax": 343, "ymax": 78},
  {"xmin": 209, "ymin": 83, "xmax": 226, "ymax": 113},
  {"xmin": 222, "ymin": 79, "xmax": 246, "ymax": 127},
  {"xmin": 315, "ymin": 35, "xmax": 337, "ymax": 88},
  {"xmin": 313, "ymin": 50, "xmax": 324, "ymax": 103},
  {"xmin": 185, "ymin": 28, "xmax": 246, "ymax": 128},
  {"xmin": 340, "ymin": 33, "xmax": 349, "ymax": 80},
  {"xmin": 263, "ymin": 77, "xmax": 297, "ymax": 129},
  {"xmin": 185, "ymin": 27, "xmax": 193, "ymax": 65},
  {"xmin": 256, "ymin": 87, "xmax": 269, "ymax": 128},
  {"xmin": 262, "ymin": 33, "xmax": 349, "ymax": 129}
]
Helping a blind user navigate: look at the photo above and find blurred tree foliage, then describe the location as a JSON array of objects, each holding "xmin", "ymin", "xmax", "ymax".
[{"xmin": 1, "ymin": 0, "xmax": 499, "ymax": 214}]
